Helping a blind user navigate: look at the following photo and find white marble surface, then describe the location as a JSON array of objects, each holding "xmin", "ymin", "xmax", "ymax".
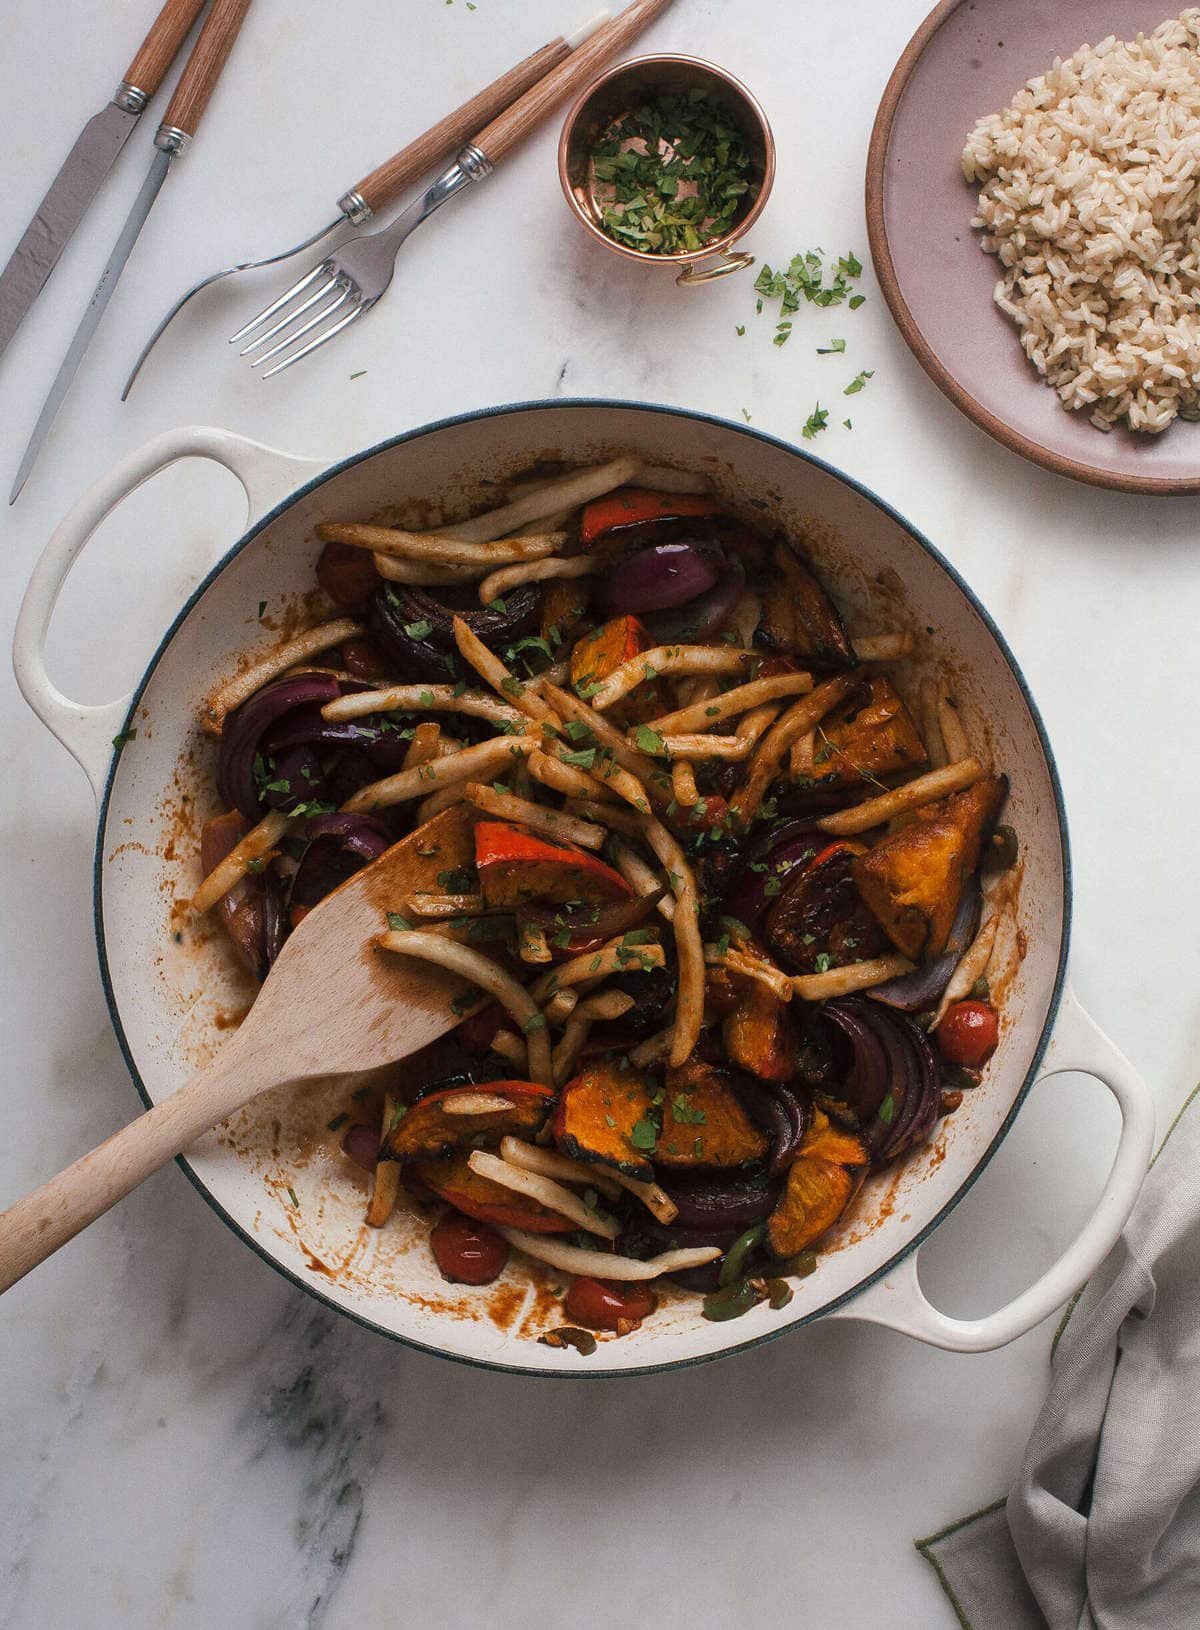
[{"xmin": 3, "ymin": 1, "xmax": 1199, "ymax": 1625}]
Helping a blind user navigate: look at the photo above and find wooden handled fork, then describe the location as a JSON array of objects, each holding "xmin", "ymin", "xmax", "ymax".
[{"xmin": 229, "ymin": 0, "xmax": 677, "ymax": 377}]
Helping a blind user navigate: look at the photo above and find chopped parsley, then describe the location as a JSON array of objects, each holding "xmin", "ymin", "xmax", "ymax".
[
  {"xmin": 111, "ymin": 728, "xmax": 137, "ymax": 749},
  {"xmin": 802, "ymin": 403, "xmax": 830, "ymax": 440},
  {"xmin": 589, "ymin": 89, "xmax": 754, "ymax": 257},
  {"xmin": 817, "ymin": 337, "xmax": 846, "ymax": 354},
  {"xmin": 844, "ymin": 370, "xmax": 875, "ymax": 396},
  {"xmin": 633, "ymin": 724, "xmax": 666, "ymax": 755},
  {"xmin": 403, "ymin": 618, "xmax": 433, "ymax": 640},
  {"xmin": 386, "ymin": 912, "xmax": 413, "ymax": 932}
]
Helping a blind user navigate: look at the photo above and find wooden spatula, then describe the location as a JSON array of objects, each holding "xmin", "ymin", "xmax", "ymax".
[{"xmin": 0, "ymin": 806, "xmax": 478, "ymax": 1294}]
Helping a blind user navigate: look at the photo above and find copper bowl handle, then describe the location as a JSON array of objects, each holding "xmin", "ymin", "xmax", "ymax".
[{"xmin": 676, "ymin": 249, "xmax": 756, "ymax": 287}]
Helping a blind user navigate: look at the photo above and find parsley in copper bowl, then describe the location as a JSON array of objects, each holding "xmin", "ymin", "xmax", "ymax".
[{"xmin": 558, "ymin": 55, "xmax": 775, "ymax": 285}]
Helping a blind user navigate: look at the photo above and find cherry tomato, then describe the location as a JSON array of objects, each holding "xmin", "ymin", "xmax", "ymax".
[
  {"xmin": 686, "ymin": 793, "xmax": 731, "ymax": 834},
  {"xmin": 565, "ymin": 1277, "xmax": 658, "ymax": 1332},
  {"xmin": 316, "ymin": 540, "xmax": 379, "ymax": 609},
  {"xmin": 430, "ymin": 1211, "xmax": 508, "ymax": 1285},
  {"xmin": 340, "ymin": 637, "xmax": 391, "ymax": 681},
  {"xmin": 936, "ymin": 1000, "xmax": 999, "ymax": 1068}
]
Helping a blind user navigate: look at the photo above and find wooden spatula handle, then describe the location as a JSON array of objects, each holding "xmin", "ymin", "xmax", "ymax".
[
  {"xmin": 160, "ymin": 0, "xmax": 254, "ymax": 139},
  {"xmin": 472, "ymin": 0, "xmax": 675, "ymax": 167},
  {"xmin": 123, "ymin": 0, "xmax": 207, "ymax": 98},
  {"xmin": 354, "ymin": 39, "xmax": 571, "ymax": 215},
  {"xmin": 0, "ymin": 1037, "xmax": 269, "ymax": 1295}
]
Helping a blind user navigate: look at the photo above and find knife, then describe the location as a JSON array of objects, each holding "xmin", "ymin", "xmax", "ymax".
[
  {"xmin": 0, "ymin": 0, "xmax": 208, "ymax": 367},
  {"xmin": 11, "ymin": 0, "xmax": 254, "ymax": 503}
]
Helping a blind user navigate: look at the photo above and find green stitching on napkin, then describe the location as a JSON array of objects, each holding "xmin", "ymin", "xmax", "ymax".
[{"xmin": 915, "ymin": 1499, "xmax": 1007, "ymax": 1630}]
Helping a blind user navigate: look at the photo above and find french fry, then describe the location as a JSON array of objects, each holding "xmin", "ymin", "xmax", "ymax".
[
  {"xmin": 649, "ymin": 671, "xmax": 814, "ymax": 735},
  {"xmin": 343, "ymin": 735, "xmax": 534, "ymax": 814},
  {"xmin": 589, "ymin": 645, "xmax": 757, "ymax": 713},
  {"xmin": 322, "ymin": 685, "xmax": 524, "ymax": 730},
  {"xmin": 375, "ymin": 929, "xmax": 552, "ymax": 1084},
  {"xmin": 815, "ymin": 758, "xmax": 985, "ymax": 836},
  {"xmin": 791, "ymin": 954, "xmax": 914, "ymax": 1001},
  {"xmin": 203, "ymin": 619, "xmax": 361, "ymax": 732},
  {"xmin": 464, "ymin": 782, "xmax": 606, "ymax": 850},
  {"xmin": 478, "ymin": 555, "xmax": 596, "ymax": 607},
  {"xmin": 191, "ymin": 811, "xmax": 289, "ymax": 913},
  {"xmin": 316, "ymin": 521, "xmax": 565, "ymax": 564}
]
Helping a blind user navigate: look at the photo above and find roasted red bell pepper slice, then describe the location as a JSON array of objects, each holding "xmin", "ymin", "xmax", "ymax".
[
  {"xmin": 580, "ymin": 487, "xmax": 720, "ymax": 545},
  {"xmin": 474, "ymin": 821, "xmax": 632, "ymax": 908}
]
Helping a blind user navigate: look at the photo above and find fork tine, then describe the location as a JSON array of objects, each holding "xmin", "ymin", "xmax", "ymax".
[
  {"xmin": 228, "ymin": 261, "xmax": 329, "ymax": 344},
  {"xmin": 238, "ymin": 272, "xmax": 339, "ymax": 357},
  {"xmin": 261, "ymin": 301, "xmax": 367, "ymax": 379},
  {"xmin": 250, "ymin": 284, "xmax": 354, "ymax": 369}
]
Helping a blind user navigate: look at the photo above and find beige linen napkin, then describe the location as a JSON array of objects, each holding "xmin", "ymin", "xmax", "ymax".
[{"xmin": 917, "ymin": 1084, "xmax": 1200, "ymax": 1629}]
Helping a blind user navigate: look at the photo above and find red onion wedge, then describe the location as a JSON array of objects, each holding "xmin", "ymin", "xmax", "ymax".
[
  {"xmin": 217, "ymin": 674, "xmax": 340, "ymax": 819},
  {"xmin": 643, "ymin": 551, "xmax": 746, "ymax": 643},
  {"xmin": 342, "ymin": 1124, "xmax": 381, "ymax": 1171},
  {"xmin": 597, "ymin": 542, "xmax": 718, "ymax": 617},
  {"xmin": 289, "ymin": 814, "xmax": 391, "ymax": 916},
  {"xmin": 368, "ymin": 582, "xmax": 538, "ymax": 680}
]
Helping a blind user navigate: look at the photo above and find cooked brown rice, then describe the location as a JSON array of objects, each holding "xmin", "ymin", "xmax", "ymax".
[{"xmin": 963, "ymin": 10, "xmax": 1200, "ymax": 433}]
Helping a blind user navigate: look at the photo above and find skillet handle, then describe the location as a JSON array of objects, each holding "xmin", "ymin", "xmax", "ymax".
[
  {"xmin": 827, "ymin": 985, "xmax": 1154, "ymax": 1352},
  {"xmin": 12, "ymin": 426, "xmax": 325, "ymax": 799}
]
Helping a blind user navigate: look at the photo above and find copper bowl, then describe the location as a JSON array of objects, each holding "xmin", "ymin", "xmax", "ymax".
[{"xmin": 557, "ymin": 54, "xmax": 776, "ymax": 285}]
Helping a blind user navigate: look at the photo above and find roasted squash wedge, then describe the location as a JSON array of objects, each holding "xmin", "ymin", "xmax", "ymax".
[
  {"xmin": 553, "ymin": 1061, "xmax": 658, "ymax": 1180},
  {"xmin": 474, "ymin": 820, "xmax": 633, "ymax": 909},
  {"xmin": 381, "ymin": 1081, "xmax": 554, "ymax": 1162},
  {"xmin": 656, "ymin": 1059, "xmax": 769, "ymax": 1167},
  {"xmin": 810, "ymin": 677, "xmax": 926, "ymax": 788},
  {"xmin": 541, "ymin": 577, "xmax": 589, "ymax": 649},
  {"xmin": 852, "ymin": 776, "xmax": 1007, "ymax": 960},
  {"xmin": 766, "ymin": 1110, "xmax": 868, "ymax": 1256},
  {"xmin": 569, "ymin": 614, "xmax": 663, "ymax": 724},
  {"xmin": 722, "ymin": 982, "xmax": 797, "ymax": 1081},
  {"xmin": 415, "ymin": 1151, "xmax": 574, "ymax": 1233},
  {"xmin": 758, "ymin": 542, "xmax": 855, "ymax": 668}
]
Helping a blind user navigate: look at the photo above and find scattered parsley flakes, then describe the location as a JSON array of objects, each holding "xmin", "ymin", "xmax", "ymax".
[
  {"xmin": 843, "ymin": 418, "xmax": 853, "ymax": 429},
  {"xmin": 754, "ymin": 248, "xmax": 866, "ymax": 321},
  {"xmin": 817, "ymin": 337, "xmax": 846, "ymax": 354},
  {"xmin": 523, "ymin": 1012, "xmax": 547, "ymax": 1034},
  {"xmin": 849, "ymin": 293, "xmax": 866, "ymax": 310},
  {"xmin": 286, "ymin": 1187, "xmax": 299, "ymax": 1208},
  {"xmin": 844, "ymin": 370, "xmax": 875, "ymax": 396},
  {"xmin": 813, "ymin": 951, "xmax": 834, "ymax": 973},
  {"xmin": 350, "ymin": 370, "xmax": 367, "ymax": 379},
  {"xmin": 111, "ymin": 728, "xmax": 137, "ymax": 749},
  {"xmin": 386, "ymin": 912, "xmax": 413, "ymax": 932},
  {"xmin": 742, "ymin": 408, "xmax": 752, "ymax": 423},
  {"xmin": 735, "ymin": 324, "xmax": 746, "ymax": 336},
  {"xmin": 802, "ymin": 403, "xmax": 830, "ymax": 440},
  {"xmin": 633, "ymin": 724, "xmax": 666, "ymax": 755},
  {"xmin": 403, "ymin": 618, "xmax": 433, "ymax": 639},
  {"xmin": 257, "ymin": 599, "xmax": 267, "ymax": 617},
  {"xmin": 560, "ymin": 747, "xmax": 597, "ymax": 769}
]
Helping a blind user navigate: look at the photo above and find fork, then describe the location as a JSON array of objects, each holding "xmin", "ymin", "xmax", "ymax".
[{"xmin": 231, "ymin": 0, "xmax": 675, "ymax": 377}]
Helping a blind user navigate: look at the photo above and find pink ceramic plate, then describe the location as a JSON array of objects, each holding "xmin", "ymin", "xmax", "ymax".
[{"xmin": 867, "ymin": 0, "xmax": 1200, "ymax": 495}]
